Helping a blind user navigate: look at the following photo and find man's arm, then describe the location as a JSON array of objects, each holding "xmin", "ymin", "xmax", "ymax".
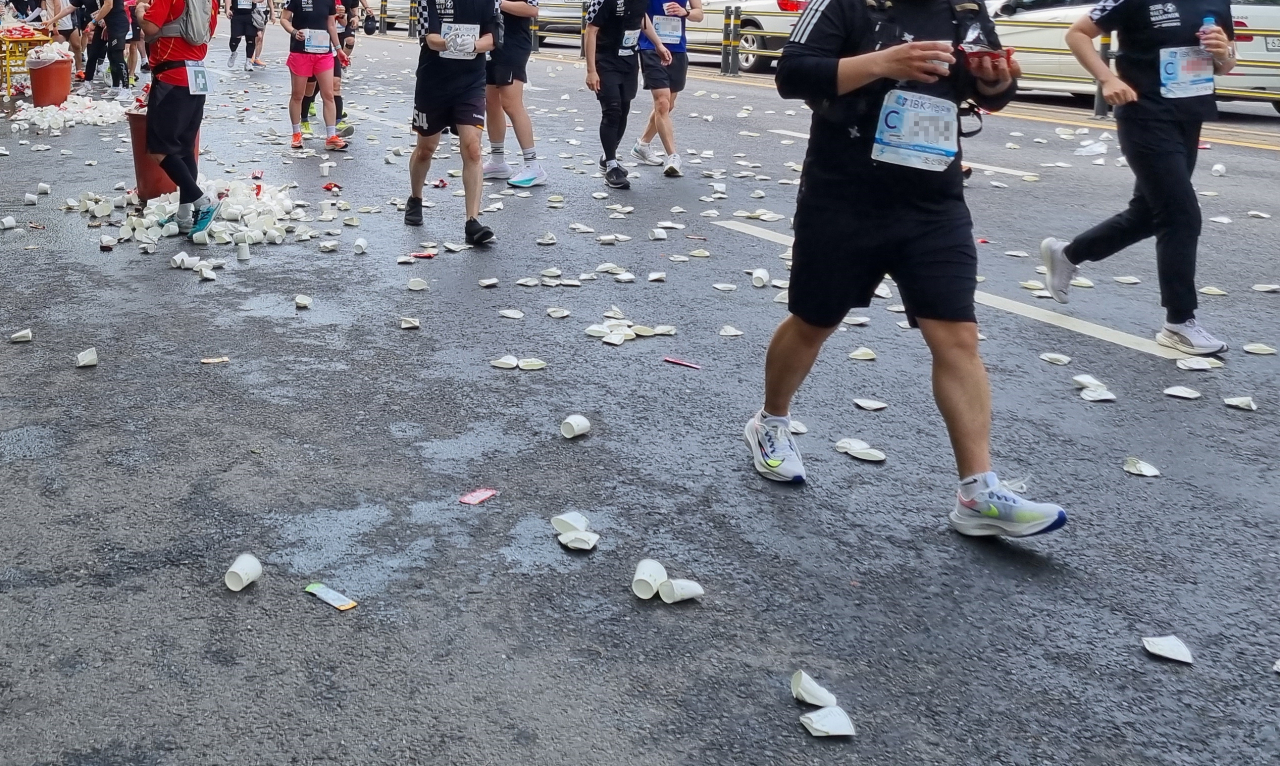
[
  {"xmin": 582, "ymin": 0, "xmax": 608, "ymax": 91},
  {"xmin": 498, "ymin": 0, "xmax": 536, "ymax": 18}
]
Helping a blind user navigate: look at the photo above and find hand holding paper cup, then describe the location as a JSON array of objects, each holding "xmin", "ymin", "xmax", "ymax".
[{"xmin": 224, "ymin": 553, "xmax": 262, "ymax": 591}]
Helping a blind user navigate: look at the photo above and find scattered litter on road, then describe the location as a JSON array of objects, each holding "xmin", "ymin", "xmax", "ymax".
[
  {"xmin": 1224, "ymin": 396, "xmax": 1257, "ymax": 411},
  {"xmin": 306, "ymin": 583, "xmax": 357, "ymax": 611},
  {"xmin": 658, "ymin": 579, "xmax": 703, "ymax": 604},
  {"xmin": 459, "ymin": 488, "xmax": 499, "ymax": 505},
  {"xmin": 76, "ymin": 348, "xmax": 98, "ymax": 367},
  {"xmin": 224, "ymin": 553, "xmax": 262, "ymax": 591},
  {"xmin": 1243, "ymin": 343, "xmax": 1275, "ymax": 355},
  {"xmin": 1124, "ymin": 457, "xmax": 1161, "ymax": 477},
  {"xmin": 1163, "ymin": 386, "xmax": 1200, "ymax": 399},
  {"xmin": 560, "ymin": 415, "xmax": 591, "ymax": 438},
  {"xmin": 632, "ymin": 559, "xmax": 668, "ymax": 599},
  {"xmin": 1142, "ymin": 635, "xmax": 1193, "ymax": 664},
  {"xmin": 201, "ymin": 356, "xmax": 230, "ymax": 364},
  {"xmin": 799, "ymin": 706, "xmax": 857, "ymax": 737},
  {"xmin": 791, "ymin": 671, "xmax": 838, "ymax": 707},
  {"xmin": 9, "ymin": 329, "xmax": 32, "ymax": 343},
  {"xmin": 1039, "ymin": 353, "xmax": 1071, "ymax": 365},
  {"xmin": 835, "ymin": 438, "xmax": 885, "ymax": 462}
]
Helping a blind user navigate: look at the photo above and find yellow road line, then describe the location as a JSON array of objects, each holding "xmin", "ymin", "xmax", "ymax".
[
  {"xmin": 713, "ymin": 220, "xmax": 1187, "ymax": 359},
  {"xmin": 997, "ymin": 110, "xmax": 1280, "ymax": 151}
]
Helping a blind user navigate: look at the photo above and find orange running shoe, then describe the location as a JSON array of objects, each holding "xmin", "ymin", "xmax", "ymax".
[
  {"xmin": 291, "ymin": 132, "xmax": 303, "ymax": 149},
  {"xmin": 325, "ymin": 135, "xmax": 348, "ymax": 152}
]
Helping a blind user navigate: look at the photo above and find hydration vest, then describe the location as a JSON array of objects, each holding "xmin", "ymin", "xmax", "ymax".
[
  {"xmin": 156, "ymin": 0, "xmax": 214, "ymax": 45},
  {"xmin": 810, "ymin": 0, "xmax": 990, "ymax": 136}
]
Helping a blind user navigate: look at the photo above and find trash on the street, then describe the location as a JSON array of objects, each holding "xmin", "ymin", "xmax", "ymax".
[
  {"xmin": 499, "ymin": 309, "xmax": 525, "ymax": 319},
  {"xmin": 1243, "ymin": 343, "xmax": 1275, "ymax": 355},
  {"xmin": 459, "ymin": 488, "xmax": 499, "ymax": 505},
  {"xmin": 1210, "ymin": 163, "xmax": 1226, "ymax": 177},
  {"xmin": 400, "ymin": 317, "xmax": 420, "ymax": 329},
  {"xmin": 719, "ymin": 325, "xmax": 743, "ymax": 336},
  {"xmin": 558, "ymin": 531, "xmax": 599, "ymax": 550},
  {"xmin": 200, "ymin": 356, "xmax": 230, "ymax": 364},
  {"xmin": 791, "ymin": 671, "xmax": 838, "ymax": 708},
  {"xmin": 518, "ymin": 358, "xmax": 546, "ymax": 370},
  {"xmin": 1142, "ymin": 635, "xmax": 1193, "ymax": 664},
  {"xmin": 853, "ymin": 399, "xmax": 887, "ymax": 411},
  {"xmin": 560, "ymin": 415, "xmax": 591, "ymax": 438},
  {"xmin": 1123, "ymin": 457, "xmax": 1161, "ymax": 477},
  {"xmin": 295, "ymin": 295, "xmax": 313, "ymax": 309},
  {"xmin": 224, "ymin": 553, "xmax": 262, "ymax": 591},
  {"xmin": 799, "ymin": 706, "xmax": 857, "ymax": 737},
  {"xmin": 1081, "ymin": 387, "xmax": 1117, "ymax": 402},
  {"xmin": 306, "ymin": 582, "xmax": 357, "ymax": 611},
  {"xmin": 491, "ymin": 355, "xmax": 519, "ymax": 369},
  {"xmin": 551, "ymin": 512, "xmax": 590, "ymax": 534},
  {"xmin": 408, "ymin": 278, "xmax": 429, "ymax": 291},
  {"xmin": 1115, "ymin": 276, "xmax": 1141, "ymax": 284},
  {"xmin": 632, "ymin": 559, "xmax": 668, "ymax": 599},
  {"xmin": 658, "ymin": 578, "xmax": 704, "ymax": 604},
  {"xmin": 1039, "ymin": 353, "xmax": 1071, "ymax": 365},
  {"xmin": 835, "ymin": 438, "xmax": 885, "ymax": 462},
  {"xmin": 848, "ymin": 347, "xmax": 876, "ymax": 361},
  {"xmin": 1224, "ymin": 396, "xmax": 1257, "ymax": 411},
  {"xmin": 663, "ymin": 357, "xmax": 700, "ymax": 369},
  {"xmin": 76, "ymin": 348, "xmax": 98, "ymax": 367},
  {"xmin": 1163, "ymin": 386, "xmax": 1200, "ymax": 399},
  {"xmin": 1199, "ymin": 286, "xmax": 1227, "ymax": 296},
  {"xmin": 9, "ymin": 329, "xmax": 33, "ymax": 343},
  {"xmin": 1176, "ymin": 357, "xmax": 1220, "ymax": 371}
]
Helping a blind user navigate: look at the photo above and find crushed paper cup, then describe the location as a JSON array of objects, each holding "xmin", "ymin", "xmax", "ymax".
[
  {"xmin": 558, "ymin": 531, "xmax": 599, "ymax": 550},
  {"xmin": 295, "ymin": 295, "xmax": 313, "ymax": 309},
  {"xmin": 1177, "ymin": 357, "xmax": 1216, "ymax": 371},
  {"xmin": 1081, "ymin": 387, "xmax": 1116, "ymax": 402},
  {"xmin": 491, "ymin": 355, "xmax": 519, "ymax": 369},
  {"xmin": 1072, "ymin": 374, "xmax": 1105, "ymax": 389},
  {"xmin": 848, "ymin": 347, "xmax": 876, "ymax": 361},
  {"xmin": 1224, "ymin": 396, "xmax": 1257, "ymax": 411},
  {"xmin": 791, "ymin": 671, "xmax": 838, "ymax": 708},
  {"xmin": 1163, "ymin": 386, "xmax": 1200, "ymax": 399},
  {"xmin": 631, "ymin": 559, "xmax": 668, "ymax": 599},
  {"xmin": 560, "ymin": 414, "xmax": 591, "ymax": 438},
  {"xmin": 853, "ymin": 399, "xmax": 887, "ymax": 411},
  {"xmin": 658, "ymin": 578, "xmax": 704, "ymax": 604},
  {"xmin": 224, "ymin": 553, "xmax": 262, "ymax": 591},
  {"xmin": 76, "ymin": 347, "xmax": 98, "ymax": 367},
  {"xmin": 499, "ymin": 309, "xmax": 524, "ymax": 319},
  {"xmin": 1040, "ymin": 353, "xmax": 1071, "ymax": 365},
  {"xmin": 1243, "ymin": 343, "xmax": 1276, "ymax": 355},
  {"xmin": 750, "ymin": 268, "xmax": 770, "ymax": 287},
  {"xmin": 719, "ymin": 326, "xmax": 744, "ymax": 337},
  {"xmin": 408, "ymin": 278, "xmax": 429, "ymax": 291},
  {"xmin": 1142, "ymin": 635, "xmax": 1193, "ymax": 664},
  {"xmin": 1123, "ymin": 457, "xmax": 1160, "ymax": 477},
  {"xmin": 551, "ymin": 512, "xmax": 590, "ymax": 534},
  {"xmin": 1115, "ymin": 276, "xmax": 1141, "ymax": 284},
  {"xmin": 400, "ymin": 317, "xmax": 421, "ymax": 329},
  {"xmin": 10, "ymin": 328, "xmax": 33, "ymax": 343},
  {"xmin": 478, "ymin": 278, "xmax": 499, "ymax": 288},
  {"xmin": 517, "ymin": 358, "xmax": 546, "ymax": 370},
  {"xmin": 799, "ymin": 706, "xmax": 856, "ymax": 737}
]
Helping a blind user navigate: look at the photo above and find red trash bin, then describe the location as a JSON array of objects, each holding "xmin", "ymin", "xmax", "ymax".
[
  {"xmin": 29, "ymin": 58, "xmax": 72, "ymax": 108},
  {"xmin": 126, "ymin": 110, "xmax": 201, "ymax": 203}
]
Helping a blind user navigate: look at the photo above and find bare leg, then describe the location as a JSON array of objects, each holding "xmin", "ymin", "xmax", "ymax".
[
  {"xmin": 485, "ymin": 84, "xmax": 505, "ymax": 146},
  {"xmin": 762, "ymin": 314, "xmax": 839, "ymax": 416},
  {"xmin": 456, "ymin": 124, "xmax": 483, "ymax": 220},
  {"xmin": 409, "ymin": 131, "xmax": 440, "ymax": 199},
  {"xmin": 501, "ymin": 84, "xmax": 535, "ymax": 151},
  {"xmin": 917, "ymin": 318, "xmax": 992, "ymax": 478},
  {"xmin": 315, "ymin": 68, "xmax": 336, "ymax": 128},
  {"xmin": 287, "ymin": 73, "xmax": 306, "ymax": 125},
  {"xmin": 642, "ymin": 89, "xmax": 676, "ymax": 154}
]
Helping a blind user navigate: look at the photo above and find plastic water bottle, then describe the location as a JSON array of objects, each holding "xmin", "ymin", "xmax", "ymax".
[{"xmin": 1199, "ymin": 17, "xmax": 1215, "ymax": 49}]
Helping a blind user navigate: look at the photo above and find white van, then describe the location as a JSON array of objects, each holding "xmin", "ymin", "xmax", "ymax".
[{"xmin": 992, "ymin": 0, "xmax": 1280, "ymax": 113}]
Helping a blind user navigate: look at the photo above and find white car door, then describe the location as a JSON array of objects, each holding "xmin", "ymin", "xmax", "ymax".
[{"xmin": 992, "ymin": 0, "xmax": 1095, "ymax": 90}]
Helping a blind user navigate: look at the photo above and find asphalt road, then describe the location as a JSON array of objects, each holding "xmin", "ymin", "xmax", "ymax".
[{"xmin": 2, "ymin": 26, "xmax": 1279, "ymax": 766}]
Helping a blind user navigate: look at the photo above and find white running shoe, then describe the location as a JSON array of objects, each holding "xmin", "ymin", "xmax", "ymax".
[
  {"xmin": 1157, "ymin": 318, "xmax": 1228, "ymax": 355},
  {"xmin": 1040, "ymin": 237, "xmax": 1076, "ymax": 304},
  {"xmin": 115, "ymin": 88, "xmax": 133, "ymax": 102},
  {"xmin": 743, "ymin": 411, "xmax": 806, "ymax": 483},
  {"xmin": 631, "ymin": 140, "xmax": 664, "ymax": 166},
  {"xmin": 950, "ymin": 472, "xmax": 1068, "ymax": 538},
  {"xmin": 663, "ymin": 152, "xmax": 683, "ymax": 177},
  {"xmin": 507, "ymin": 162, "xmax": 548, "ymax": 188},
  {"xmin": 483, "ymin": 158, "xmax": 513, "ymax": 179},
  {"xmin": 227, "ymin": 50, "xmax": 238, "ymax": 68},
  {"xmin": 244, "ymin": 59, "xmax": 254, "ymax": 72}
]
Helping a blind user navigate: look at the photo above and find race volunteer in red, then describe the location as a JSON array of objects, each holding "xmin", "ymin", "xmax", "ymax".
[
  {"xmin": 1041, "ymin": 0, "xmax": 1235, "ymax": 355},
  {"xmin": 138, "ymin": 0, "xmax": 222, "ymax": 238}
]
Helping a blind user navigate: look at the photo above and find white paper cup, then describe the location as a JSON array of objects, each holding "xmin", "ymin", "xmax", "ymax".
[
  {"xmin": 224, "ymin": 553, "xmax": 262, "ymax": 591},
  {"xmin": 24, "ymin": 193, "xmax": 37, "ymax": 205},
  {"xmin": 658, "ymin": 578, "xmax": 704, "ymax": 604},
  {"xmin": 631, "ymin": 559, "xmax": 668, "ymax": 599},
  {"xmin": 560, "ymin": 414, "xmax": 591, "ymax": 439},
  {"xmin": 236, "ymin": 242, "xmax": 251, "ymax": 260},
  {"xmin": 320, "ymin": 165, "xmax": 330, "ymax": 177},
  {"xmin": 1211, "ymin": 163, "xmax": 1226, "ymax": 177},
  {"xmin": 192, "ymin": 230, "xmax": 209, "ymax": 245},
  {"xmin": 161, "ymin": 222, "xmax": 178, "ymax": 237},
  {"xmin": 551, "ymin": 511, "xmax": 590, "ymax": 534},
  {"xmin": 0, "ymin": 216, "xmax": 16, "ymax": 229},
  {"xmin": 354, "ymin": 237, "xmax": 368, "ymax": 254},
  {"xmin": 751, "ymin": 268, "xmax": 770, "ymax": 288},
  {"xmin": 37, "ymin": 183, "xmax": 50, "ymax": 194}
]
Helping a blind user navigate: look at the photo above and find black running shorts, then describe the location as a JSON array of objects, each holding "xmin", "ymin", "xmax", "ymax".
[
  {"xmin": 486, "ymin": 51, "xmax": 529, "ymax": 86},
  {"xmin": 145, "ymin": 81, "xmax": 205, "ymax": 156},
  {"xmin": 595, "ymin": 54, "xmax": 639, "ymax": 103},
  {"xmin": 412, "ymin": 90, "xmax": 486, "ymax": 136},
  {"xmin": 788, "ymin": 199, "xmax": 979, "ymax": 328},
  {"xmin": 641, "ymin": 50, "xmax": 687, "ymax": 93},
  {"xmin": 230, "ymin": 13, "xmax": 255, "ymax": 40}
]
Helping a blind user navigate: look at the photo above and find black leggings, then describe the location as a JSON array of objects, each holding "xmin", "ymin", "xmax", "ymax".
[
  {"xmin": 159, "ymin": 153, "xmax": 203, "ymax": 205},
  {"xmin": 85, "ymin": 29, "xmax": 127, "ymax": 86},
  {"xmin": 1065, "ymin": 117, "xmax": 1202, "ymax": 324},
  {"xmin": 229, "ymin": 14, "xmax": 256, "ymax": 59},
  {"xmin": 598, "ymin": 96, "xmax": 631, "ymax": 163}
]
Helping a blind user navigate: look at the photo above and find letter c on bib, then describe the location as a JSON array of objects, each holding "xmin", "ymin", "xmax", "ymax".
[{"xmin": 884, "ymin": 109, "xmax": 901, "ymax": 130}]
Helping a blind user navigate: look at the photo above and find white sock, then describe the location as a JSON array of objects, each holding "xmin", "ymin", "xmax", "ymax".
[
  {"xmin": 326, "ymin": 125, "xmax": 337, "ymax": 138},
  {"xmin": 760, "ymin": 409, "xmax": 789, "ymax": 424},
  {"xmin": 490, "ymin": 141, "xmax": 504, "ymax": 156},
  {"xmin": 177, "ymin": 202, "xmax": 194, "ymax": 220},
  {"xmin": 958, "ymin": 471, "xmax": 998, "ymax": 501},
  {"xmin": 291, "ymin": 123, "xmax": 301, "ymax": 134},
  {"xmin": 606, "ymin": 159, "xmax": 619, "ymax": 169},
  {"xmin": 522, "ymin": 146, "xmax": 536, "ymax": 162}
]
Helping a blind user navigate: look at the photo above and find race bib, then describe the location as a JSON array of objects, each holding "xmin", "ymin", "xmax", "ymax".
[
  {"xmin": 440, "ymin": 22, "xmax": 480, "ymax": 59},
  {"xmin": 236, "ymin": 0, "xmax": 252, "ymax": 9},
  {"xmin": 303, "ymin": 28, "xmax": 332, "ymax": 53},
  {"xmin": 1160, "ymin": 46, "xmax": 1214, "ymax": 99},
  {"xmin": 653, "ymin": 15, "xmax": 682, "ymax": 45},
  {"xmin": 619, "ymin": 28, "xmax": 640, "ymax": 55},
  {"xmin": 870, "ymin": 89, "xmax": 957, "ymax": 172},
  {"xmin": 186, "ymin": 62, "xmax": 212, "ymax": 95}
]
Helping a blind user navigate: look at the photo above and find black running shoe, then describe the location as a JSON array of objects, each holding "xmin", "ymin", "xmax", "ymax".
[
  {"xmin": 598, "ymin": 154, "xmax": 608, "ymax": 170},
  {"xmin": 604, "ymin": 165, "xmax": 630, "ymax": 190},
  {"xmin": 465, "ymin": 217, "xmax": 494, "ymax": 245},
  {"xmin": 404, "ymin": 196, "xmax": 423, "ymax": 226}
]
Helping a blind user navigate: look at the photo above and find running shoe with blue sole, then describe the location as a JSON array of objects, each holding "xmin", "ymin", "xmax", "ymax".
[
  {"xmin": 744, "ymin": 411, "xmax": 806, "ymax": 483},
  {"xmin": 950, "ymin": 473, "xmax": 1068, "ymax": 537}
]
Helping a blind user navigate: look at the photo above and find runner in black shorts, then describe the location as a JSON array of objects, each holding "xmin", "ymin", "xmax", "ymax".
[
  {"xmin": 74, "ymin": 0, "xmax": 129, "ymax": 95},
  {"xmin": 583, "ymin": 0, "xmax": 668, "ymax": 189},
  {"xmin": 226, "ymin": 0, "xmax": 257, "ymax": 71},
  {"xmin": 632, "ymin": 0, "xmax": 699, "ymax": 176},
  {"xmin": 742, "ymin": 0, "xmax": 1070, "ymax": 539},
  {"xmin": 330, "ymin": 0, "xmax": 367, "ymax": 135},
  {"xmin": 482, "ymin": 0, "xmax": 546, "ymax": 187},
  {"xmin": 405, "ymin": 0, "xmax": 499, "ymax": 245}
]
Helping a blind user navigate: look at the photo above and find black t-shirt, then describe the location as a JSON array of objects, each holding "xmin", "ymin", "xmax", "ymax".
[
  {"xmin": 286, "ymin": 0, "xmax": 336, "ymax": 53},
  {"xmin": 494, "ymin": 0, "xmax": 537, "ymax": 63},
  {"xmin": 229, "ymin": 0, "xmax": 255, "ymax": 17},
  {"xmin": 1089, "ymin": 0, "xmax": 1231, "ymax": 122},
  {"xmin": 586, "ymin": 0, "xmax": 647, "ymax": 61},
  {"xmin": 776, "ymin": 0, "xmax": 1013, "ymax": 217},
  {"xmin": 417, "ymin": 0, "xmax": 500, "ymax": 99},
  {"xmin": 72, "ymin": 0, "xmax": 128, "ymax": 33}
]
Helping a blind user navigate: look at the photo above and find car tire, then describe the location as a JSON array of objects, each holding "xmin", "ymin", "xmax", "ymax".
[{"xmin": 737, "ymin": 24, "xmax": 772, "ymax": 74}]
